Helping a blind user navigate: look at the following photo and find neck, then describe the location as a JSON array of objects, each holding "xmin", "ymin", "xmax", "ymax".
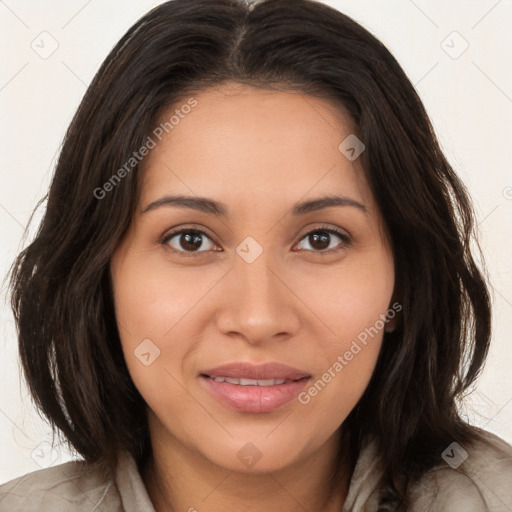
[{"xmin": 142, "ymin": 416, "xmax": 353, "ymax": 512}]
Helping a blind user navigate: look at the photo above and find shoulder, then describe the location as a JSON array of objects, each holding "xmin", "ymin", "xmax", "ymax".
[
  {"xmin": 0, "ymin": 458, "xmax": 122, "ymax": 512},
  {"xmin": 407, "ymin": 430, "xmax": 512, "ymax": 512}
]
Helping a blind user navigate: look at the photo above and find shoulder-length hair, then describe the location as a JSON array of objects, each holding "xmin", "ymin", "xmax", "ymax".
[{"xmin": 9, "ymin": 0, "xmax": 492, "ymax": 507}]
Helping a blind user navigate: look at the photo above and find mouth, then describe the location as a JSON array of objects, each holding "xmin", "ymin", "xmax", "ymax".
[
  {"xmin": 201, "ymin": 375, "xmax": 306, "ymax": 386},
  {"xmin": 200, "ymin": 361, "xmax": 311, "ymax": 381},
  {"xmin": 198, "ymin": 362, "xmax": 311, "ymax": 413}
]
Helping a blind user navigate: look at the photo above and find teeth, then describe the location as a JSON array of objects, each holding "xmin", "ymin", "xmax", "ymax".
[{"xmin": 211, "ymin": 376, "xmax": 288, "ymax": 386}]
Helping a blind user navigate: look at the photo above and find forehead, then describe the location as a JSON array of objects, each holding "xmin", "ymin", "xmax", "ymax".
[{"xmin": 140, "ymin": 83, "xmax": 374, "ymax": 213}]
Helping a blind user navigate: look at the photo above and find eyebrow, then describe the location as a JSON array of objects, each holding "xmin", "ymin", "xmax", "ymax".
[{"xmin": 141, "ymin": 194, "xmax": 368, "ymax": 217}]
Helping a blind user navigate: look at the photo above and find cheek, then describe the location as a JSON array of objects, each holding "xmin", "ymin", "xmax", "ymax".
[
  {"xmin": 293, "ymin": 253, "xmax": 393, "ymax": 416},
  {"xmin": 294, "ymin": 348, "xmax": 380, "ymax": 450},
  {"xmin": 111, "ymin": 254, "xmax": 224, "ymax": 412},
  {"xmin": 301, "ymin": 249, "xmax": 394, "ymax": 346},
  {"xmin": 110, "ymin": 255, "xmax": 179, "ymax": 392},
  {"xmin": 112, "ymin": 253, "xmax": 214, "ymax": 343},
  {"xmin": 296, "ymin": 299, "xmax": 388, "ymax": 432}
]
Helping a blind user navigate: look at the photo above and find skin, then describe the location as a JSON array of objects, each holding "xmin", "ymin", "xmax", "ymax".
[{"xmin": 110, "ymin": 82, "xmax": 396, "ymax": 512}]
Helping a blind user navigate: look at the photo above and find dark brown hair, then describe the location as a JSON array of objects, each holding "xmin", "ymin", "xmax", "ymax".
[{"xmin": 9, "ymin": 0, "xmax": 493, "ymax": 508}]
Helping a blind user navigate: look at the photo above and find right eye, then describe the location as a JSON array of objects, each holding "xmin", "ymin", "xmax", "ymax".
[{"xmin": 162, "ymin": 228, "xmax": 219, "ymax": 257}]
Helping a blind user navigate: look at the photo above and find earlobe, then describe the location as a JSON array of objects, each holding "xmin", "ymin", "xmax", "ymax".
[{"xmin": 385, "ymin": 316, "xmax": 397, "ymax": 333}]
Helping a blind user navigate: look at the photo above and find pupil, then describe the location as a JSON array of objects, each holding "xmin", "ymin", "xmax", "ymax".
[
  {"xmin": 181, "ymin": 232, "xmax": 202, "ymax": 251},
  {"xmin": 311, "ymin": 232, "xmax": 329, "ymax": 250}
]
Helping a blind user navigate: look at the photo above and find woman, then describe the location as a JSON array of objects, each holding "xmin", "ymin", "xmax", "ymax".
[{"xmin": 1, "ymin": 0, "xmax": 511, "ymax": 510}]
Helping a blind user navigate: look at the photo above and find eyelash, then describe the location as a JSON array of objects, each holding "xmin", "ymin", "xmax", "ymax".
[{"xmin": 161, "ymin": 225, "xmax": 351, "ymax": 258}]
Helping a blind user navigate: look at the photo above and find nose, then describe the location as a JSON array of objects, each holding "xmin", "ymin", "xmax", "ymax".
[{"xmin": 215, "ymin": 248, "xmax": 301, "ymax": 345}]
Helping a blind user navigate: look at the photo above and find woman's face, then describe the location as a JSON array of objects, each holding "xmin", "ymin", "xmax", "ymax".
[{"xmin": 110, "ymin": 82, "xmax": 395, "ymax": 473}]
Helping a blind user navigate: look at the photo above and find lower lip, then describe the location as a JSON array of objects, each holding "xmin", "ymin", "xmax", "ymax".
[{"xmin": 200, "ymin": 376, "xmax": 310, "ymax": 413}]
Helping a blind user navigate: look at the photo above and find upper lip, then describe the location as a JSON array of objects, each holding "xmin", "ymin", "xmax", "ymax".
[{"xmin": 201, "ymin": 362, "xmax": 311, "ymax": 381}]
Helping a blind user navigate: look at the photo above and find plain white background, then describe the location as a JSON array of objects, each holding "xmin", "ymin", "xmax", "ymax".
[{"xmin": 1, "ymin": 0, "xmax": 511, "ymax": 484}]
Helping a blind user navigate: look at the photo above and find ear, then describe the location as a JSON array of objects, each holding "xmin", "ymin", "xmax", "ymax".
[{"xmin": 385, "ymin": 315, "xmax": 397, "ymax": 333}]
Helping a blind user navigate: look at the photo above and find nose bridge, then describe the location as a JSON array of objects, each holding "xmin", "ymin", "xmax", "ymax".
[
  {"xmin": 235, "ymin": 246, "xmax": 280, "ymax": 316},
  {"xmin": 218, "ymin": 243, "xmax": 297, "ymax": 342}
]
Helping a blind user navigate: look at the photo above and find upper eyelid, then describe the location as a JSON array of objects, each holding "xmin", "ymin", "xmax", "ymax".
[{"xmin": 162, "ymin": 226, "xmax": 216, "ymax": 244}]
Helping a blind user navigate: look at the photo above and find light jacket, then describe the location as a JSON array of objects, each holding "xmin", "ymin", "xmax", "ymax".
[{"xmin": 1, "ymin": 430, "xmax": 512, "ymax": 511}]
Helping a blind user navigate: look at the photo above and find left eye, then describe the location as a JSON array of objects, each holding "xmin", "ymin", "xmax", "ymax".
[
  {"xmin": 162, "ymin": 227, "xmax": 350, "ymax": 256},
  {"xmin": 296, "ymin": 228, "xmax": 350, "ymax": 253}
]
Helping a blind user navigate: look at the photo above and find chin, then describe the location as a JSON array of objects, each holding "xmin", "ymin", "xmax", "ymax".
[{"xmin": 199, "ymin": 435, "xmax": 309, "ymax": 474}]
